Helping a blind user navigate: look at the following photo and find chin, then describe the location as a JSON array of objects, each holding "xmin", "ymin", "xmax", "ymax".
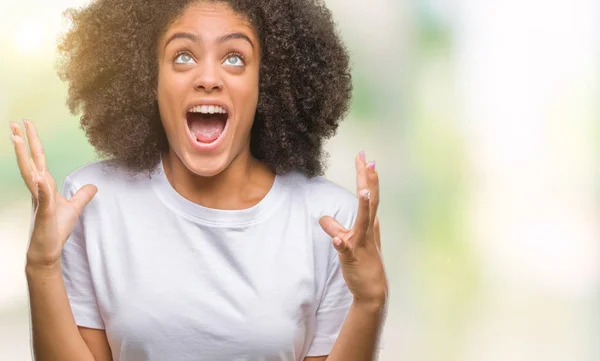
[{"xmin": 180, "ymin": 150, "xmax": 232, "ymax": 178}]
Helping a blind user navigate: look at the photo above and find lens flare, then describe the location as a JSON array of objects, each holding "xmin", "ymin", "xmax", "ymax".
[{"xmin": 13, "ymin": 22, "xmax": 45, "ymax": 53}]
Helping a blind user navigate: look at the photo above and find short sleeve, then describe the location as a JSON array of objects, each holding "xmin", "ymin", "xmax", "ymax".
[
  {"xmin": 306, "ymin": 251, "xmax": 353, "ymax": 357},
  {"xmin": 60, "ymin": 177, "xmax": 105, "ymax": 329}
]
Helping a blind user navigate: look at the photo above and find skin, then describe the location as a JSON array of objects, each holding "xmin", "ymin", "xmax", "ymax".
[
  {"xmin": 157, "ymin": 2, "xmax": 275, "ymax": 211},
  {"xmin": 12, "ymin": 2, "xmax": 386, "ymax": 361}
]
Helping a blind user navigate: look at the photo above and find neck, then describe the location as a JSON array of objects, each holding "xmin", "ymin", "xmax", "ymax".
[{"xmin": 162, "ymin": 149, "xmax": 275, "ymax": 210}]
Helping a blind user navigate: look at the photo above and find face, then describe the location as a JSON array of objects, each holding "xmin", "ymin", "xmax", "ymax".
[{"xmin": 156, "ymin": 1, "xmax": 260, "ymax": 177}]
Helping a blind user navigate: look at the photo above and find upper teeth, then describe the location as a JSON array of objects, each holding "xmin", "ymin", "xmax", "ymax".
[{"xmin": 189, "ymin": 105, "xmax": 228, "ymax": 114}]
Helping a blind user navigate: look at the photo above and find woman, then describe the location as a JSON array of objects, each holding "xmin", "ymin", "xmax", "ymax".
[{"xmin": 10, "ymin": 0, "xmax": 387, "ymax": 360}]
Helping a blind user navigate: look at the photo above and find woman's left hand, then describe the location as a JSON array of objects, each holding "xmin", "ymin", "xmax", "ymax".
[{"xmin": 319, "ymin": 152, "xmax": 388, "ymax": 308}]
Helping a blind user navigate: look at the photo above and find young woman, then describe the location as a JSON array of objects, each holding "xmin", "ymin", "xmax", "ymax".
[{"xmin": 10, "ymin": 0, "xmax": 387, "ymax": 360}]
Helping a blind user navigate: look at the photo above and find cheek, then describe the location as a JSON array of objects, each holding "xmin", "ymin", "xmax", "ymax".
[
  {"xmin": 234, "ymin": 75, "xmax": 260, "ymax": 122},
  {"xmin": 157, "ymin": 72, "xmax": 187, "ymax": 121}
]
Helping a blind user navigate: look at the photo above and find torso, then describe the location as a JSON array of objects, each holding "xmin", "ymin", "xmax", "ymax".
[{"xmin": 61, "ymin": 160, "xmax": 358, "ymax": 361}]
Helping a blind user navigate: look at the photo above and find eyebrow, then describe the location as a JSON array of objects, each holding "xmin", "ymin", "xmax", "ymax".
[
  {"xmin": 164, "ymin": 32, "xmax": 199, "ymax": 47},
  {"xmin": 164, "ymin": 31, "xmax": 255, "ymax": 49},
  {"xmin": 217, "ymin": 32, "xmax": 255, "ymax": 48}
]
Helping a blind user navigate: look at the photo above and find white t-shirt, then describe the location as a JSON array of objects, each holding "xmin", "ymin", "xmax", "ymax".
[{"xmin": 60, "ymin": 159, "xmax": 360, "ymax": 361}]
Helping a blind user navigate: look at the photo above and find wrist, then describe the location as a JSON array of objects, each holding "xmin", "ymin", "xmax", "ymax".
[
  {"xmin": 26, "ymin": 248, "xmax": 62, "ymax": 270},
  {"xmin": 25, "ymin": 259, "xmax": 62, "ymax": 278},
  {"xmin": 352, "ymin": 294, "xmax": 387, "ymax": 315}
]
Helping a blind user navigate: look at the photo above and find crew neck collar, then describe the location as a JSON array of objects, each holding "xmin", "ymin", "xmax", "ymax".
[{"xmin": 151, "ymin": 158, "xmax": 285, "ymax": 227}]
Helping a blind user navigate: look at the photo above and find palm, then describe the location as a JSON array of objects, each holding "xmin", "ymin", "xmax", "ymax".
[{"xmin": 54, "ymin": 194, "xmax": 81, "ymax": 241}]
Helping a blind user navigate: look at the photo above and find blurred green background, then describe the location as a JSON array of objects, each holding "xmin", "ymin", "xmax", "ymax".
[{"xmin": 1, "ymin": 0, "xmax": 599, "ymax": 360}]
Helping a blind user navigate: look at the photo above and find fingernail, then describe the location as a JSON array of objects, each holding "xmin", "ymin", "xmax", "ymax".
[
  {"xmin": 8, "ymin": 122, "xmax": 15, "ymax": 135},
  {"xmin": 359, "ymin": 151, "xmax": 365, "ymax": 161},
  {"xmin": 22, "ymin": 119, "xmax": 29, "ymax": 129},
  {"xmin": 334, "ymin": 237, "xmax": 342, "ymax": 247},
  {"xmin": 367, "ymin": 161, "xmax": 376, "ymax": 171}
]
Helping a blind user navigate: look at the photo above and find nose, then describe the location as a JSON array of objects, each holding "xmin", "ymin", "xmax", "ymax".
[{"xmin": 193, "ymin": 61, "xmax": 223, "ymax": 93}]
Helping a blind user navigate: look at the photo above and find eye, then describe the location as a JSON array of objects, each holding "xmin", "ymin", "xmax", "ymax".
[
  {"xmin": 223, "ymin": 54, "xmax": 244, "ymax": 67},
  {"xmin": 174, "ymin": 52, "xmax": 195, "ymax": 65}
]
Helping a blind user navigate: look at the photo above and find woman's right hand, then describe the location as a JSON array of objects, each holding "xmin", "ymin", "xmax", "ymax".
[{"xmin": 10, "ymin": 120, "xmax": 97, "ymax": 268}]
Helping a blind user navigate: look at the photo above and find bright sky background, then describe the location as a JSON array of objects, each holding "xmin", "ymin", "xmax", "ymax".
[{"xmin": 1, "ymin": 0, "xmax": 90, "ymax": 55}]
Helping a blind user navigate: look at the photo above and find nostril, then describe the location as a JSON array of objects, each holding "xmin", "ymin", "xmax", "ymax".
[{"xmin": 193, "ymin": 78, "xmax": 224, "ymax": 91}]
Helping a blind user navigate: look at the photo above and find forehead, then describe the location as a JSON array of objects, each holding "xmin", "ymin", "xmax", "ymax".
[{"xmin": 165, "ymin": 2, "xmax": 256, "ymax": 39}]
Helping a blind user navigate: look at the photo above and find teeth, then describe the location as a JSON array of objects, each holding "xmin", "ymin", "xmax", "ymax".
[{"xmin": 189, "ymin": 105, "xmax": 227, "ymax": 114}]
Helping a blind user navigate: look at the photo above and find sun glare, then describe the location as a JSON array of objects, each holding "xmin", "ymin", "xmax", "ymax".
[{"xmin": 13, "ymin": 22, "xmax": 46, "ymax": 53}]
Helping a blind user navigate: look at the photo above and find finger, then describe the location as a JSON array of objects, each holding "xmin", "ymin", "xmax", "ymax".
[
  {"xmin": 10, "ymin": 123, "xmax": 39, "ymax": 195},
  {"xmin": 359, "ymin": 150, "xmax": 366, "ymax": 164},
  {"xmin": 373, "ymin": 216, "xmax": 381, "ymax": 249},
  {"xmin": 14, "ymin": 121, "xmax": 57, "ymax": 195},
  {"xmin": 29, "ymin": 157, "xmax": 40, "ymax": 199},
  {"xmin": 34, "ymin": 173, "xmax": 54, "ymax": 218},
  {"xmin": 23, "ymin": 119, "xmax": 48, "ymax": 172},
  {"xmin": 354, "ymin": 151, "xmax": 371, "ymax": 240},
  {"xmin": 354, "ymin": 188, "xmax": 371, "ymax": 242},
  {"xmin": 355, "ymin": 152, "xmax": 368, "ymax": 194},
  {"xmin": 69, "ymin": 184, "xmax": 98, "ymax": 215},
  {"xmin": 319, "ymin": 216, "xmax": 348, "ymax": 238},
  {"xmin": 366, "ymin": 161, "xmax": 379, "ymax": 226}
]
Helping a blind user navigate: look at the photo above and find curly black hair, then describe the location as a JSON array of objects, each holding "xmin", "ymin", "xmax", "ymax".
[{"xmin": 57, "ymin": 0, "xmax": 352, "ymax": 177}]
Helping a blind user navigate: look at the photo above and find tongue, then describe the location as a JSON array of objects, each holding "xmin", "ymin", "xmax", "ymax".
[{"xmin": 189, "ymin": 115, "xmax": 225, "ymax": 143}]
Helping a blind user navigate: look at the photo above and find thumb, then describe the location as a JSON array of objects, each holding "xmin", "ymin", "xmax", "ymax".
[
  {"xmin": 319, "ymin": 216, "xmax": 348, "ymax": 238},
  {"xmin": 69, "ymin": 184, "xmax": 98, "ymax": 215},
  {"xmin": 332, "ymin": 235, "xmax": 355, "ymax": 261}
]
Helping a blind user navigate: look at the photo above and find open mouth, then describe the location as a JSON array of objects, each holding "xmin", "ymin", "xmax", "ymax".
[{"xmin": 186, "ymin": 105, "xmax": 229, "ymax": 144}]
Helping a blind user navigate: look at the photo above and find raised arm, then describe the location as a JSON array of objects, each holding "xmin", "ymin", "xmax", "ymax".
[
  {"xmin": 11, "ymin": 120, "xmax": 111, "ymax": 361},
  {"xmin": 317, "ymin": 152, "xmax": 387, "ymax": 361}
]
